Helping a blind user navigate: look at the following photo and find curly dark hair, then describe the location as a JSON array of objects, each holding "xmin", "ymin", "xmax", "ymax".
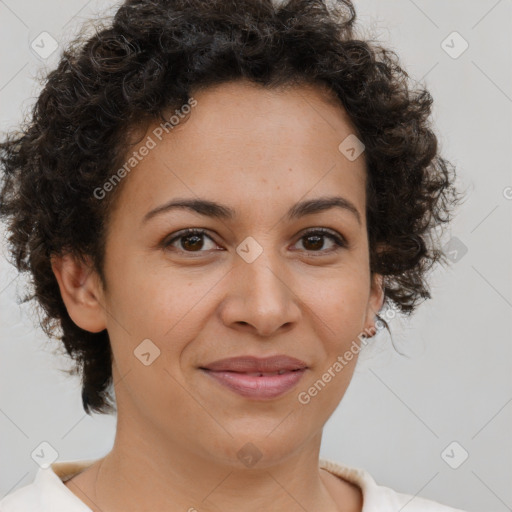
[{"xmin": 0, "ymin": 0, "xmax": 463, "ymax": 415}]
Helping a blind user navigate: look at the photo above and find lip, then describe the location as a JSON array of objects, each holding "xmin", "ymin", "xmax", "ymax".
[
  {"xmin": 201, "ymin": 355, "xmax": 308, "ymax": 373},
  {"xmin": 200, "ymin": 355, "xmax": 308, "ymax": 400}
]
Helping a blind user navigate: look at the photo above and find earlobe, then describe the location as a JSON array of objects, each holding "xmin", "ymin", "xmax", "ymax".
[
  {"xmin": 364, "ymin": 273, "xmax": 385, "ymax": 333},
  {"xmin": 51, "ymin": 253, "xmax": 107, "ymax": 333},
  {"xmin": 373, "ymin": 273, "xmax": 385, "ymax": 311}
]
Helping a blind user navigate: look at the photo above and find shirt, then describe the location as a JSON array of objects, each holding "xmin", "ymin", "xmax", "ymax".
[{"xmin": 0, "ymin": 457, "xmax": 468, "ymax": 511}]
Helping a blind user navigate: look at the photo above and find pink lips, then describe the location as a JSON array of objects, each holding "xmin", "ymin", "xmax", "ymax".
[{"xmin": 200, "ymin": 355, "xmax": 308, "ymax": 400}]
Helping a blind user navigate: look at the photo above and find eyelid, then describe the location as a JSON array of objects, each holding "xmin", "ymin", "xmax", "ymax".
[
  {"xmin": 162, "ymin": 228, "xmax": 220, "ymax": 252},
  {"xmin": 293, "ymin": 227, "xmax": 348, "ymax": 252},
  {"xmin": 162, "ymin": 227, "xmax": 348, "ymax": 254}
]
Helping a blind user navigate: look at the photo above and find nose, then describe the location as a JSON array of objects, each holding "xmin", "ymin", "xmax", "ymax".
[{"xmin": 218, "ymin": 251, "xmax": 302, "ymax": 338}]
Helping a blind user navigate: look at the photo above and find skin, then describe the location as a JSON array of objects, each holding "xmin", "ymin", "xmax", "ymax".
[{"xmin": 52, "ymin": 79, "xmax": 384, "ymax": 512}]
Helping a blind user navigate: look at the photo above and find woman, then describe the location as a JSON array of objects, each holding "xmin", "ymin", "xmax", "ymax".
[{"xmin": 0, "ymin": 0, "xmax": 466, "ymax": 510}]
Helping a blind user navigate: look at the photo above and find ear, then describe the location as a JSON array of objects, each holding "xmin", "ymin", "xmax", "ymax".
[
  {"xmin": 363, "ymin": 272, "xmax": 385, "ymax": 332},
  {"xmin": 51, "ymin": 253, "xmax": 107, "ymax": 333}
]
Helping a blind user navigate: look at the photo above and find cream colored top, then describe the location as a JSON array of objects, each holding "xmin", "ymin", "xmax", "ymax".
[{"xmin": 0, "ymin": 458, "xmax": 468, "ymax": 511}]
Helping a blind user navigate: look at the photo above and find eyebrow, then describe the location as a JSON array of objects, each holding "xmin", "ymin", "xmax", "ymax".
[{"xmin": 142, "ymin": 195, "xmax": 362, "ymax": 226}]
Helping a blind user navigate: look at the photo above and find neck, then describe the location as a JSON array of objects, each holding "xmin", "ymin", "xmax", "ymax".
[{"xmin": 85, "ymin": 419, "xmax": 342, "ymax": 512}]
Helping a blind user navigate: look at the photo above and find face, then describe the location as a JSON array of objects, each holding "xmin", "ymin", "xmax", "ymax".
[{"xmin": 81, "ymin": 80, "xmax": 383, "ymax": 466}]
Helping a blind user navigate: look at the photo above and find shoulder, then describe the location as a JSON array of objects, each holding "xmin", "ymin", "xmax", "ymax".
[
  {"xmin": 319, "ymin": 458, "xmax": 468, "ymax": 512},
  {"xmin": 0, "ymin": 485, "xmax": 38, "ymax": 512},
  {"xmin": 0, "ymin": 479, "xmax": 41, "ymax": 512},
  {"xmin": 0, "ymin": 459, "xmax": 98, "ymax": 512}
]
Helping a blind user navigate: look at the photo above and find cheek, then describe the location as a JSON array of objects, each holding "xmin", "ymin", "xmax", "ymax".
[
  {"xmin": 103, "ymin": 262, "xmax": 222, "ymax": 396},
  {"xmin": 103, "ymin": 267, "xmax": 201, "ymax": 422},
  {"xmin": 305, "ymin": 273, "xmax": 370, "ymax": 411},
  {"xmin": 294, "ymin": 348, "xmax": 359, "ymax": 436},
  {"xmin": 299, "ymin": 267, "xmax": 370, "ymax": 339},
  {"xmin": 104, "ymin": 248, "xmax": 202, "ymax": 334}
]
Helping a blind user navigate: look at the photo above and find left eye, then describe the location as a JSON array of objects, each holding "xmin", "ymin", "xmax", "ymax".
[
  {"xmin": 163, "ymin": 228, "xmax": 347, "ymax": 254},
  {"xmin": 293, "ymin": 229, "xmax": 347, "ymax": 253}
]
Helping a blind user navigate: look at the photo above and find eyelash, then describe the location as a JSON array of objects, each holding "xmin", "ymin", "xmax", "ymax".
[{"xmin": 162, "ymin": 227, "xmax": 348, "ymax": 256}]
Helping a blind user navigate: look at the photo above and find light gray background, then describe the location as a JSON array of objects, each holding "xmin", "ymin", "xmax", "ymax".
[{"xmin": 1, "ymin": 1, "xmax": 511, "ymax": 511}]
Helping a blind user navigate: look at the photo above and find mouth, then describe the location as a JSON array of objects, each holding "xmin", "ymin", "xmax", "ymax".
[
  {"xmin": 199, "ymin": 355, "xmax": 308, "ymax": 400},
  {"xmin": 200, "ymin": 363, "xmax": 307, "ymax": 401},
  {"xmin": 200, "ymin": 368, "xmax": 307, "ymax": 400},
  {"xmin": 200, "ymin": 354, "xmax": 308, "ymax": 373},
  {"xmin": 227, "ymin": 369, "xmax": 297, "ymax": 376}
]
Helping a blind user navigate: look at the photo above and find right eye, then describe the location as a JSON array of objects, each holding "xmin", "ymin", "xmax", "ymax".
[{"xmin": 162, "ymin": 228, "xmax": 222, "ymax": 254}]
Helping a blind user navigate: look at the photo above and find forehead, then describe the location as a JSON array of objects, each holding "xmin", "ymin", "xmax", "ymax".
[{"xmin": 111, "ymin": 80, "xmax": 367, "ymax": 227}]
